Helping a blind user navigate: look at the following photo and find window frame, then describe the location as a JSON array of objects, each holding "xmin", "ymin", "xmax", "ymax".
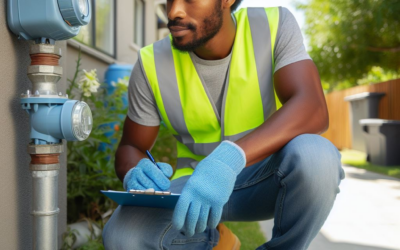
[
  {"xmin": 73, "ymin": 0, "xmax": 117, "ymax": 58},
  {"xmin": 134, "ymin": 0, "xmax": 145, "ymax": 48}
]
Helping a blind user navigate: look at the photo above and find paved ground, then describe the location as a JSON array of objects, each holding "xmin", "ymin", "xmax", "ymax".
[{"xmin": 259, "ymin": 166, "xmax": 400, "ymax": 250}]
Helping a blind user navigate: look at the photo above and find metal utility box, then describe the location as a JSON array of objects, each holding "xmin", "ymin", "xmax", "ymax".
[
  {"xmin": 360, "ymin": 119, "xmax": 400, "ymax": 166},
  {"xmin": 344, "ymin": 92, "xmax": 385, "ymax": 152}
]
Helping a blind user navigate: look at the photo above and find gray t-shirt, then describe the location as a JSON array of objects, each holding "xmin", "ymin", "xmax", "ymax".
[{"xmin": 127, "ymin": 7, "xmax": 311, "ymax": 126}]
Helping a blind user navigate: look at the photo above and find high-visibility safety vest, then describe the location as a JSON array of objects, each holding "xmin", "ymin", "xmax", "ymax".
[{"xmin": 139, "ymin": 7, "xmax": 282, "ymax": 180}]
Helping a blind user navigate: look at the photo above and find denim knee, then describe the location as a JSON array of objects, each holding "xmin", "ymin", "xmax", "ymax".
[
  {"xmin": 276, "ymin": 134, "xmax": 344, "ymax": 198},
  {"xmin": 103, "ymin": 205, "xmax": 219, "ymax": 250},
  {"xmin": 103, "ymin": 206, "xmax": 174, "ymax": 250}
]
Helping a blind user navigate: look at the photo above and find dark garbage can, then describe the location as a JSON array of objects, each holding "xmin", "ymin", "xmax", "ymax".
[
  {"xmin": 344, "ymin": 92, "xmax": 385, "ymax": 152},
  {"xmin": 360, "ymin": 119, "xmax": 400, "ymax": 166}
]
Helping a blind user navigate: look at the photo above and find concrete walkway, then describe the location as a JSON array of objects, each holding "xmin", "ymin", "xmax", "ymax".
[{"xmin": 259, "ymin": 166, "xmax": 400, "ymax": 250}]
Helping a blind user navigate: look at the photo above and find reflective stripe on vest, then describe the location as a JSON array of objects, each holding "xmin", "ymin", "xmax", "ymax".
[{"xmin": 139, "ymin": 7, "xmax": 281, "ymax": 171}]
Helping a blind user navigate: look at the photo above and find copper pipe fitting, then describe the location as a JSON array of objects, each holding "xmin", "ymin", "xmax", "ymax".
[
  {"xmin": 30, "ymin": 154, "xmax": 60, "ymax": 165},
  {"xmin": 30, "ymin": 53, "xmax": 61, "ymax": 66}
]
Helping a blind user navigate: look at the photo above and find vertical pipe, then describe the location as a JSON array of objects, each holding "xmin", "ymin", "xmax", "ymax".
[
  {"xmin": 32, "ymin": 170, "xmax": 59, "ymax": 250},
  {"xmin": 28, "ymin": 144, "xmax": 64, "ymax": 250}
]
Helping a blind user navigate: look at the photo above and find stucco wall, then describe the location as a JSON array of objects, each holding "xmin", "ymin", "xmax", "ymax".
[
  {"xmin": 66, "ymin": 45, "xmax": 110, "ymax": 83},
  {"xmin": 66, "ymin": 0, "xmax": 142, "ymax": 84},
  {"xmin": 117, "ymin": 0, "xmax": 138, "ymax": 64},
  {"xmin": 0, "ymin": 1, "xmax": 67, "ymax": 248}
]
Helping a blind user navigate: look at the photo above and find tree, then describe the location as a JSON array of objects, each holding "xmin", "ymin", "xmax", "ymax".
[{"xmin": 297, "ymin": 0, "xmax": 400, "ymax": 90}]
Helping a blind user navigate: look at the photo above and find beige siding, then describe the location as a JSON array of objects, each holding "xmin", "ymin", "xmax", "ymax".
[
  {"xmin": 0, "ymin": 3, "xmax": 67, "ymax": 248},
  {"xmin": 66, "ymin": 45, "xmax": 111, "ymax": 83},
  {"xmin": 0, "ymin": 0, "xmax": 166, "ymax": 247},
  {"xmin": 117, "ymin": 0, "xmax": 138, "ymax": 64}
]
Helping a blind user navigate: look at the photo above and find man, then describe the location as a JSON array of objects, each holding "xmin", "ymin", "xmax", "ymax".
[{"xmin": 103, "ymin": 0, "xmax": 345, "ymax": 249}]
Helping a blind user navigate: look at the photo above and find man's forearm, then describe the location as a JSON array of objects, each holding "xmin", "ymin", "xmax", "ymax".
[
  {"xmin": 236, "ymin": 94, "xmax": 328, "ymax": 166},
  {"xmin": 115, "ymin": 144, "xmax": 146, "ymax": 182},
  {"xmin": 236, "ymin": 60, "xmax": 328, "ymax": 166},
  {"xmin": 114, "ymin": 119, "xmax": 160, "ymax": 182}
]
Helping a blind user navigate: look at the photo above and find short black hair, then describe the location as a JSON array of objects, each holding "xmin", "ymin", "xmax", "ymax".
[{"xmin": 231, "ymin": 0, "xmax": 244, "ymax": 12}]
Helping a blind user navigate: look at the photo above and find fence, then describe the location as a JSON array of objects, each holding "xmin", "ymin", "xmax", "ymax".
[{"xmin": 322, "ymin": 79, "xmax": 400, "ymax": 149}]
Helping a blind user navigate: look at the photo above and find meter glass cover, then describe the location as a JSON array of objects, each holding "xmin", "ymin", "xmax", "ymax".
[
  {"xmin": 71, "ymin": 101, "xmax": 92, "ymax": 141},
  {"xmin": 79, "ymin": 0, "xmax": 89, "ymax": 16}
]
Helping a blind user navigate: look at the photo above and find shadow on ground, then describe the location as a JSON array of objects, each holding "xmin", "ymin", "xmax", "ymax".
[{"xmin": 345, "ymin": 171, "xmax": 398, "ymax": 181}]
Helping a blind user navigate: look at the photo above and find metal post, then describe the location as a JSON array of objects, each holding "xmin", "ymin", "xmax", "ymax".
[{"xmin": 28, "ymin": 143, "xmax": 64, "ymax": 250}]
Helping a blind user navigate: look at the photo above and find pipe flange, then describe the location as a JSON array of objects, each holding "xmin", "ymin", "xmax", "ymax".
[
  {"xmin": 30, "ymin": 44, "xmax": 62, "ymax": 57},
  {"xmin": 28, "ymin": 65, "xmax": 63, "ymax": 75},
  {"xmin": 27, "ymin": 144, "xmax": 64, "ymax": 154},
  {"xmin": 30, "ymin": 163, "xmax": 61, "ymax": 171},
  {"xmin": 31, "ymin": 208, "xmax": 60, "ymax": 217}
]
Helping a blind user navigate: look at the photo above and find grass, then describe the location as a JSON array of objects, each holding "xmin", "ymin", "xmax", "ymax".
[
  {"xmin": 224, "ymin": 222, "xmax": 267, "ymax": 250},
  {"xmin": 340, "ymin": 149, "xmax": 400, "ymax": 179}
]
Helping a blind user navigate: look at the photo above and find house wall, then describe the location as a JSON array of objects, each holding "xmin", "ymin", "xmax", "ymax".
[
  {"xmin": 66, "ymin": 0, "xmax": 165, "ymax": 84},
  {"xmin": 1, "ymin": 0, "xmax": 166, "ymax": 247},
  {"xmin": 145, "ymin": 0, "xmax": 159, "ymax": 46},
  {"xmin": 0, "ymin": 1, "xmax": 67, "ymax": 248},
  {"xmin": 117, "ymin": 0, "xmax": 138, "ymax": 64},
  {"xmin": 66, "ymin": 44, "xmax": 112, "ymax": 84}
]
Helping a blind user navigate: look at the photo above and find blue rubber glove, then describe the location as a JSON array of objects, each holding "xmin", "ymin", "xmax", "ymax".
[
  {"xmin": 123, "ymin": 159, "xmax": 173, "ymax": 191},
  {"xmin": 172, "ymin": 141, "xmax": 246, "ymax": 237}
]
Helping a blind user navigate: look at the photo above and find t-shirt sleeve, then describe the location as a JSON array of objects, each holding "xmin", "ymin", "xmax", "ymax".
[
  {"xmin": 127, "ymin": 60, "xmax": 161, "ymax": 126},
  {"xmin": 274, "ymin": 7, "xmax": 311, "ymax": 73}
]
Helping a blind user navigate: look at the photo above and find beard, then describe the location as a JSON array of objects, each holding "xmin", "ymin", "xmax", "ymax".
[{"xmin": 168, "ymin": 1, "xmax": 224, "ymax": 52}]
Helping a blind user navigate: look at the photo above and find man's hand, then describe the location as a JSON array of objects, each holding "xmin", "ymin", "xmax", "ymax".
[
  {"xmin": 172, "ymin": 141, "xmax": 246, "ymax": 237},
  {"xmin": 123, "ymin": 159, "xmax": 173, "ymax": 191}
]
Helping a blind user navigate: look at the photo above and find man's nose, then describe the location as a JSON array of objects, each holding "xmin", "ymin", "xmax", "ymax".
[{"xmin": 168, "ymin": 0, "xmax": 186, "ymax": 21}]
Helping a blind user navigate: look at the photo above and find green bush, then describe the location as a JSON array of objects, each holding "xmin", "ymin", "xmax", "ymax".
[
  {"xmin": 66, "ymin": 50, "xmax": 126, "ymax": 223},
  {"xmin": 64, "ymin": 50, "xmax": 178, "ymax": 249}
]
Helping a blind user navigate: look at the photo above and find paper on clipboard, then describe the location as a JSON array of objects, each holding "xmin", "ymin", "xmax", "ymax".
[{"xmin": 101, "ymin": 190, "xmax": 180, "ymax": 209}]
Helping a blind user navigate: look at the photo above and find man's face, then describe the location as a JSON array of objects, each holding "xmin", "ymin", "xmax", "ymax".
[{"xmin": 167, "ymin": 0, "xmax": 224, "ymax": 51}]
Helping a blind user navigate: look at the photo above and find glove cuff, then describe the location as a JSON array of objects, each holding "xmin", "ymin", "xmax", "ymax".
[
  {"xmin": 123, "ymin": 167, "xmax": 135, "ymax": 190},
  {"xmin": 211, "ymin": 140, "xmax": 246, "ymax": 175}
]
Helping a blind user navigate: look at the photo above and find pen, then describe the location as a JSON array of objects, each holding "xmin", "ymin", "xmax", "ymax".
[{"xmin": 146, "ymin": 150, "xmax": 161, "ymax": 170}]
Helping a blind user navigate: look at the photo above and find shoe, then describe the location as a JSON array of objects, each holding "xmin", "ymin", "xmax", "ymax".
[{"xmin": 213, "ymin": 223, "xmax": 241, "ymax": 250}]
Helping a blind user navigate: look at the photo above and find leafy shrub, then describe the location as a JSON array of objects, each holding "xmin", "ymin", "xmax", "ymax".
[
  {"xmin": 66, "ymin": 50, "xmax": 126, "ymax": 223},
  {"xmin": 64, "ymin": 50, "xmax": 178, "ymax": 249}
]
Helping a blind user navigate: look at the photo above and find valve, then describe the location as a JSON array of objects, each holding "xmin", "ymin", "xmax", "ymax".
[{"xmin": 20, "ymin": 43, "xmax": 93, "ymax": 145}]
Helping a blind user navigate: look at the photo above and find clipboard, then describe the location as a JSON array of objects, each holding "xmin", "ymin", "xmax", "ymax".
[{"xmin": 101, "ymin": 189, "xmax": 180, "ymax": 209}]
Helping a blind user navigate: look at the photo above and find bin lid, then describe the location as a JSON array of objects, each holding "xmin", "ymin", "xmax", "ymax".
[
  {"xmin": 344, "ymin": 92, "xmax": 385, "ymax": 102},
  {"xmin": 359, "ymin": 119, "xmax": 400, "ymax": 125},
  {"xmin": 106, "ymin": 64, "xmax": 134, "ymax": 72}
]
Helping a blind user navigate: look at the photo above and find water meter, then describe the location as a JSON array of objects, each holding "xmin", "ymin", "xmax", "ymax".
[
  {"xmin": 7, "ymin": 0, "xmax": 93, "ymax": 144},
  {"xmin": 7, "ymin": 1, "xmax": 94, "ymax": 248},
  {"xmin": 7, "ymin": 0, "xmax": 91, "ymax": 42}
]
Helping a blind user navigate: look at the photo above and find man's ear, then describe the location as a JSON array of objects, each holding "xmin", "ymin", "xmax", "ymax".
[{"xmin": 222, "ymin": 0, "xmax": 236, "ymax": 10}]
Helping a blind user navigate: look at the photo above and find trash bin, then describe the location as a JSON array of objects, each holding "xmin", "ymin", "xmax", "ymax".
[
  {"xmin": 99, "ymin": 64, "xmax": 133, "ymax": 152},
  {"xmin": 360, "ymin": 119, "xmax": 400, "ymax": 166},
  {"xmin": 104, "ymin": 63, "xmax": 134, "ymax": 107},
  {"xmin": 344, "ymin": 92, "xmax": 385, "ymax": 152}
]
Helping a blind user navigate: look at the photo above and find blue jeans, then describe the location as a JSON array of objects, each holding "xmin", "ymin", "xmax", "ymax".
[{"xmin": 103, "ymin": 134, "xmax": 345, "ymax": 250}]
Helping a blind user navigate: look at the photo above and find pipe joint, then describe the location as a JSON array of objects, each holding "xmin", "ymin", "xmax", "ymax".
[
  {"xmin": 30, "ymin": 44, "xmax": 62, "ymax": 56},
  {"xmin": 31, "ymin": 208, "xmax": 60, "ymax": 217},
  {"xmin": 28, "ymin": 143, "xmax": 64, "ymax": 154},
  {"xmin": 30, "ymin": 163, "xmax": 60, "ymax": 171}
]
